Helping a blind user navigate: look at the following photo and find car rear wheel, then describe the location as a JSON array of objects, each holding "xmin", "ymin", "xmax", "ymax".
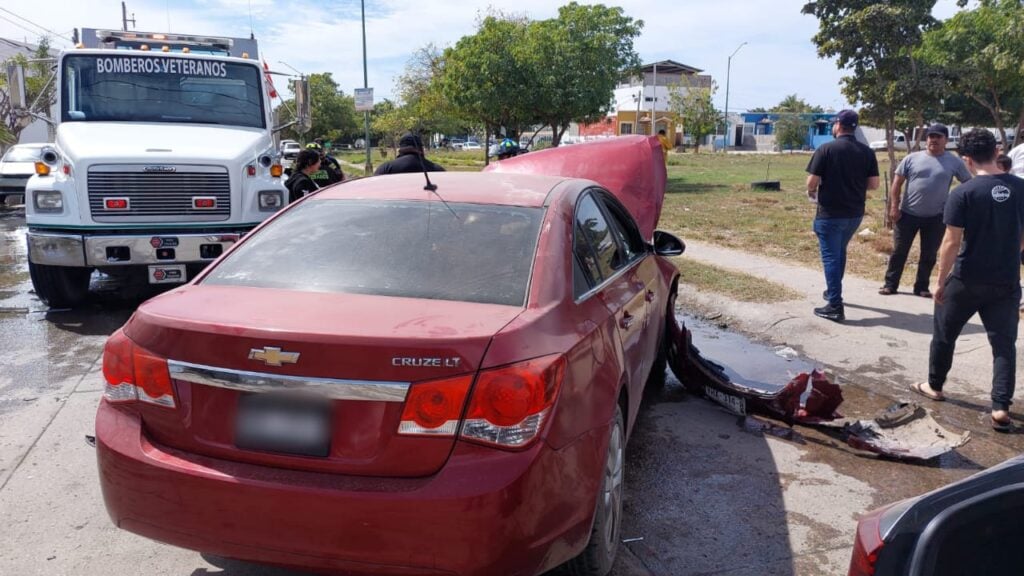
[
  {"xmin": 29, "ymin": 262, "xmax": 91, "ymax": 308},
  {"xmin": 648, "ymin": 284, "xmax": 679, "ymax": 390},
  {"xmin": 566, "ymin": 404, "xmax": 625, "ymax": 576}
]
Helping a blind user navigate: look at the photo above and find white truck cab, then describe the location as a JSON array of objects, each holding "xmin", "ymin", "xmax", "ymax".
[{"xmin": 9, "ymin": 28, "xmax": 310, "ymax": 307}]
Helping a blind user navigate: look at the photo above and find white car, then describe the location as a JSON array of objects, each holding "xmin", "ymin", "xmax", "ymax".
[
  {"xmin": 869, "ymin": 133, "xmax": 909, "ymax": 151},
  {"xmin": 281, "ymin": 141, "xmax": 302, "ymax": 160},
  {"xmin": 0, "ymin": 143, "xmax": 46, "ymax": 203},
  {"xmin": 462, "ymin": 142, "xmax": 482, "ymax": 151}
]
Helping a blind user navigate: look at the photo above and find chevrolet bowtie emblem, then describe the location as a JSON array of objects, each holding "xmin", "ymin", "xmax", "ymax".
[{"xmin": 248, "ymin": 346, "xmax": 300, "ymax": 366}]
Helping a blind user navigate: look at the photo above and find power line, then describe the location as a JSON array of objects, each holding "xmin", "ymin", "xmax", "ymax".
[{"xmin": 0, "ymin": 7, "xmax": 73, "ymax": 43}]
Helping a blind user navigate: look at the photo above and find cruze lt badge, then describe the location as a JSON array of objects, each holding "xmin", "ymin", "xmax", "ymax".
[
  {"xmin": 392, "ymin": 357, "xmax": 462, "ymax": 368},
  {"xmin": 249, "ymin": 346, "xmax": 300, "ymax": 366}
]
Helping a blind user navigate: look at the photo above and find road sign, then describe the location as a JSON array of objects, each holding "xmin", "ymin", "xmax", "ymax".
[{"xmin": 354, "ymin": 88, "xmax": 374, "ymax": 112}]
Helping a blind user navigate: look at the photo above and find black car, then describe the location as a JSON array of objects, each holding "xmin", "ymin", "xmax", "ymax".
[{"xmin": 849, "ymin": 454, "xmax": 1024, "ymax": 575}]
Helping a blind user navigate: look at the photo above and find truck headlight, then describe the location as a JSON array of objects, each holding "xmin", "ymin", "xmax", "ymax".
[
  {"xmin": 258, "ymin": 190, "xmax": 283, "ymax": 211},
  {"xmin": 34, "ymin": 191, "xmax": 63, "ymax": 212}
]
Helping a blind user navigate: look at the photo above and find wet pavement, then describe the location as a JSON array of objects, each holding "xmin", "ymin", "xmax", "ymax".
[{"xmin": 2, "ymin": 201, "xmax": 1023, "ymax": 575}]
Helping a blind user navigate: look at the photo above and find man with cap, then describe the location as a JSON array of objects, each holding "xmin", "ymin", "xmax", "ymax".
[
  {"xmin": 374, "ymin": 133, "xmax": 445, "ymax": 175},
  {"xmin": 880, "ymin": 124, "xmax": 971, "ymax": 298},
  {"xmin": 805, "ymin": 109, "xmax": 880, "ymax": 322}
]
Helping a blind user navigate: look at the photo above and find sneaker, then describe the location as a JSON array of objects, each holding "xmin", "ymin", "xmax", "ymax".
[
  {"xmin": 878, "ymin": 286, "xmax": 896, "ymax": 295},
  {"xmin": 813, "ymin": 303, "xmax": 845, "ymax": 322}
]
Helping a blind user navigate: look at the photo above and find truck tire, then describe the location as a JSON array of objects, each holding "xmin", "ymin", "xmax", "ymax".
[{"xmin": 29, "ymin": 262, "xmax": 91, "ymax": 308}]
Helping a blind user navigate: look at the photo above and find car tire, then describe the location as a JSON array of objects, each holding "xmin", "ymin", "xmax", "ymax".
[
  {"xmin": 648, "ymin": 283, "xmax": 679, "ymax": 390},
  {"xmin": 29, "ymin": 262, "xmax": 91, "ymax": 308},
  {"xmin": 565, "ymin": 404, "xmax": 625, "ymax": 576}
]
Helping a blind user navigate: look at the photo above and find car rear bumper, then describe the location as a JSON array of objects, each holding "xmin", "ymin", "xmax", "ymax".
[{"xmin": 96, "ymin": 400, "xmax": 603, "ymax": 576}]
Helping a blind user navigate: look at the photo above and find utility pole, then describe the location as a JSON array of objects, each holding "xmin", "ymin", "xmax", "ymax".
[
  {"xmin": 121, "ymin": 2, "xmax": 136, "ymax": 32},
  {"xmin": 361, "ymin": 0, "xmax": 372, "ymax": 174},
  {"xmin": 651, "ymin": 63, "xmax": 658, "ymax": 136},
  {"xmin": 723, "ymin": 42, "xmax": 747, "ymax": 152}
]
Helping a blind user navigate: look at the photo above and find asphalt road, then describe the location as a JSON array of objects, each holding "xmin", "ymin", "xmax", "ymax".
[{"xmin": 2, "ymin": 202, "xmax": 1021, "ymax": 576}]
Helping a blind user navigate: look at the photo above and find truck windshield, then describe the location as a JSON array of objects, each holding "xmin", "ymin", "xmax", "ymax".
[{"xmin": 61, "ymin": 54, "xmax": 264, "ymax": 128}]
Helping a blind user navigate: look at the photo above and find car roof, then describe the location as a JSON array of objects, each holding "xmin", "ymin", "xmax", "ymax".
[{"xmin": 314, "ymin": 171, "xmax": 574, "ymax": 208}]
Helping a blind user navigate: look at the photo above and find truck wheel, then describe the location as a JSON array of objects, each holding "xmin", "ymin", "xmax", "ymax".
[
  {"xmin": 565, "ymin": 405, "xmax": 625, "ymax": 576},
  {"xmin": 29, "ymin": 262, "xmax": 92, "ymax": 308}
]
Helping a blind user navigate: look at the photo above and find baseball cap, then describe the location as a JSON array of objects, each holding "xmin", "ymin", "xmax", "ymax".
[
  {"xmin": 834, "ymin": 109, "xmax": 858, "ymax": 128},
  {"xmin": 926, "ymin": 123, "xmax": 949, "ymax": 138}
]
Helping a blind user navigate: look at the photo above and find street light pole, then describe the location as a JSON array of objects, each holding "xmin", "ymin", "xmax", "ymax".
[
  {"xmin": 361, "ymin": 0, "xmax": 372, "ymax": 174},
  {"xmin": 723, "ymin": 41, "xmax": 747, "ymax": 153}
]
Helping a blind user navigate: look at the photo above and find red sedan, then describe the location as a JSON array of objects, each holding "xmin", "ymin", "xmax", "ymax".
[{"xmin": 96, "ymin": 137, "xmax": 684, "ymax": 576}]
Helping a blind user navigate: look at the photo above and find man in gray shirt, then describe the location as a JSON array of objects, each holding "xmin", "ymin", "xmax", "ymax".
[{"xmin": 881, "ymin": 124, "xmax": 971, "ymax": 297}]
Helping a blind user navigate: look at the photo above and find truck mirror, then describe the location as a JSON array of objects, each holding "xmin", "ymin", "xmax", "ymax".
[
  {"xmin": 293, "ymin": 77, "xmax": 312, "ymax": 134},
  {"xmin": 5, "ymin": 62, "xmax": 28, "ymax": 110}
]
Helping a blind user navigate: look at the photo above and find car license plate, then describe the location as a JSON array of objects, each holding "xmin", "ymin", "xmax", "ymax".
[
  {"xmin": 147, "ymin": 264, "xmax": 186, "ymax": 284},
  {"xmin": 235, "ymin": 394, "xmax": 331, "ymax": 457}
]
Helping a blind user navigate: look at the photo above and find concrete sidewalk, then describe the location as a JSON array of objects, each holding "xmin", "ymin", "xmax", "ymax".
[{"xmin": 678, "ymin": 239, "xmax": 1019, "ymax": 422}]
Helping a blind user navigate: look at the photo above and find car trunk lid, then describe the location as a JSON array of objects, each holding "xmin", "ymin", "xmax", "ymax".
[{"xmin": 123, "ymin": 285, "xmax": 524, "ymax": 477}]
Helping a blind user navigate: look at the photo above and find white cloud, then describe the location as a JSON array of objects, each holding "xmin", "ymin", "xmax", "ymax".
[{"xmin": 0, "ymin": 0, "xmax": 969, "ymax": 111}]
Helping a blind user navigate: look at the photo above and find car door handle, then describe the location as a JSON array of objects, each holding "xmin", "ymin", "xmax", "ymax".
[
  {"xmin": 620, "ymin": 312, "xmax": 635, "ymax": 329},
  {"xmin": 645, "ymin": 290, "xmax": 655, "ymax": 302}
]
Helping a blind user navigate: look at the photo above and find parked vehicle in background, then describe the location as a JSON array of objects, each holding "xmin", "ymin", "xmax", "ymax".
[
  {"xmin": 7, "ymin": 28, "xmax": 310, "ymax": 308},
  {"xmin": 848, "ymin": 454, "xmax": 1024, "ymax": 576},
  {"xmin": 96, "ymin": 137, "xmax": 679, "ymax": 576},
  {"xmin": 0, "ymin": 143, "xmax": 46, "ymax": 203},
  {"xmin": 462, "ymin": 141, "xmax": 482, "ymax": 151},
  {"xmin": 280, "ymin": 141, "xmax": 301, "ymax": 160},
  {"xmin": 869, "ymin": 132, "xmax": 909, "ymax": 151}
]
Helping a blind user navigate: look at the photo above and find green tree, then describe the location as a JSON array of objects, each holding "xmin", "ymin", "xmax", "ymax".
[
  {"xmin": 524, "ymin": 3, "xmax": 643, "ymax": 146},
  {"xmin": 276, "ymin": 73, "xmax": 358, "ymax": 143},
  {"xmin": 919, "ymin": 0, "xmax": 1024, "ymax": 144},
  {"xmin": 667, "ymin": 81, "xmax": 721, "ymax": 153},
  {"xmin": 0, "ymin": 38, "xmax": 55, "ymax": 148},
  {"xmin": 803, "ymin": 0, "xmax": 938, "ymax": 176},
  {"xmin": 394, "ymin": 45, "xmax": 467, "ymax": 140},
  {"xmin": 771, "ymin": 94, "xmax": 824, "ymax": 114},
  {"xmin": 774, "ymin": 116, "xmax": 810, "ymax": 151}
]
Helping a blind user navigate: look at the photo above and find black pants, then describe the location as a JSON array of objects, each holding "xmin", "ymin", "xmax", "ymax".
[
  {"xmin": 883, "ymin": 212, "xmax": 945, "ymax": 293},
  {"xmin": 928, "ymin": 276, "xmax": 1021, "ymax": 410}
]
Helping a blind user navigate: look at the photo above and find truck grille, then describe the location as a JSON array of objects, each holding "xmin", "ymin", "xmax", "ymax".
[{"xmin": 88, "ymin": 165, "xmax": 230, "ymax": 223}]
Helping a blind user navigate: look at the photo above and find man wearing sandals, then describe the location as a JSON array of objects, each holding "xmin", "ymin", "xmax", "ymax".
[
  {"xmin": 913, "ymin": 129, "xmax": 1024, "ymax": 432},
  {"xmin": 880, "ymin": 124, "xmax": 971, "ymax": 298}
]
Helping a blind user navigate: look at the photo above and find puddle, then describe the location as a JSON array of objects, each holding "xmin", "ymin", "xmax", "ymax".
[{"xmin": 682, "ymin": 314, "xmax": 814, "ymax": 393}]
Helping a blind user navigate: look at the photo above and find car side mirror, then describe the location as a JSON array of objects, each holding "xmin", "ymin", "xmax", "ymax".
[{"xmin": 653, "ymin": 231, "xmax": 685, "ymax": 256}]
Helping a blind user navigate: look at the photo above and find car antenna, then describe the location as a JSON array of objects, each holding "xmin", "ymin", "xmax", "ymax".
[{"xmin": 413, "ymin": 131, "xmax": 459, "ymax": 220}]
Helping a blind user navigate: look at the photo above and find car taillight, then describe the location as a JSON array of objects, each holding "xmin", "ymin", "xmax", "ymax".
[
  {"xmin": 102, "ymin": 329, "xmax": 176, "ymax": 408},
  {"xmin": 398, "ymin": 375, "xmax": 472, "ymax": 436},
  {"xmin": 848, "ymin": 506, "xmax": 885, "ymax": 576},
  {"xmin": 461, "ymin": 354, "xmax": 565, "ymax": 448}
]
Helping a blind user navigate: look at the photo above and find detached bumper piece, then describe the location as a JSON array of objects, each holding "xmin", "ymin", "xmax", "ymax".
[{"xmin": 668, "ymin": 320, "xmax": 969, "ymax": 462}]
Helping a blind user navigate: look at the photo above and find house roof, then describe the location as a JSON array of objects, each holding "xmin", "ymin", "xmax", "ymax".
[{"xmin": 642, "ymin": 60, "xmax": 703, "ymax": 75}]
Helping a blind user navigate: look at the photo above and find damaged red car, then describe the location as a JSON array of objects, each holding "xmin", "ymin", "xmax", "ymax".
[{"xmin": 95, "ymin": 137, "xmax": 685, "ymax": 575}]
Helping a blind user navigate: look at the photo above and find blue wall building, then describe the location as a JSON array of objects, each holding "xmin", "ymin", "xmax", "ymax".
[{"xmin": 739, "ymin": 112, "xmax": 837, "ymax": 150}]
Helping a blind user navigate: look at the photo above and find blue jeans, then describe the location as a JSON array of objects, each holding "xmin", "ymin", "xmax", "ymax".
[{"xmin": 814, "ymin": 217, "xmax": 862, "ymax": 306}]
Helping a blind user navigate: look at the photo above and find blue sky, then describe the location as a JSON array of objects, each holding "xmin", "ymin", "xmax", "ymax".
[{"xmin": 1, "ymin": 0, "xmax": 964, "ymax": 113}]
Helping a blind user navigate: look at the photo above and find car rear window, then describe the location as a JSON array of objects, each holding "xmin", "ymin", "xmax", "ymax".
[{"xmin": 203, "ymin": 199, "xmax": 543, "ymax": 306}]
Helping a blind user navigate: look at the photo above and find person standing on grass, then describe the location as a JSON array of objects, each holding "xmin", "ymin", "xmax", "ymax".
[
  {"xmin": 805, "ymin": 109, "xmax": 880, "ymax": 322},
  {"xmin": 374, "ymin": 133, "xmax": 445, "ymax": 175},
  {"xmin": 657, "ymin": 129, "xmax": 672, "ymax": 163},
  {"xmin": 911, "ymin": 129, "xmax": 1024, "ymax": 432},
  {"xmin": 879, "ymin": 124, "xmax": 971, "ymax": 298}
]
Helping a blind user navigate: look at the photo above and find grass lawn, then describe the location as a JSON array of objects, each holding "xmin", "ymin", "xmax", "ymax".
[
  {"xmin": 671, "ymin": 257, "xmax": 801, "ymax": 303},
  {"xmin": 662, "ymin": 151, "xmax": 907, "ymax": 283}
]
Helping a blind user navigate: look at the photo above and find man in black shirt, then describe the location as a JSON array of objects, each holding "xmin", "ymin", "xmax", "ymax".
[
  {"xmin": 805, "ymin": 109, "xmax": 880, "ymax": 321},
  {"xmin": 912, "ymin": 129, "xmax": 1024, "ymax": 432},
  {"xmin": 374, "ymin": 133, "xmax": 445, "ymax": 175}
]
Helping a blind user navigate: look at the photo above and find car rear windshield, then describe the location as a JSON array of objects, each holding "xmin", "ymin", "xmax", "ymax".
[{"xmin": 203, "ymin": 199, "xmax": 543, "ymax": 306}]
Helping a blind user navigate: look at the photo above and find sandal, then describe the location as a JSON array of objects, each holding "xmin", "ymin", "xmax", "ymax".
[
  {"xmin": 914, "ymin": 289, "xmax": 933, "ymax": 298},
  {"xmin": 910, "ymin": 382, "xmax": 945, "ymax": 402},
  {"xmin": 992, "ymin": 416, "xmax": 1012, "ymax": 433},
  {"xmin": 878, "ymin": 286, "xmax": 896, "ymax": 295}
]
